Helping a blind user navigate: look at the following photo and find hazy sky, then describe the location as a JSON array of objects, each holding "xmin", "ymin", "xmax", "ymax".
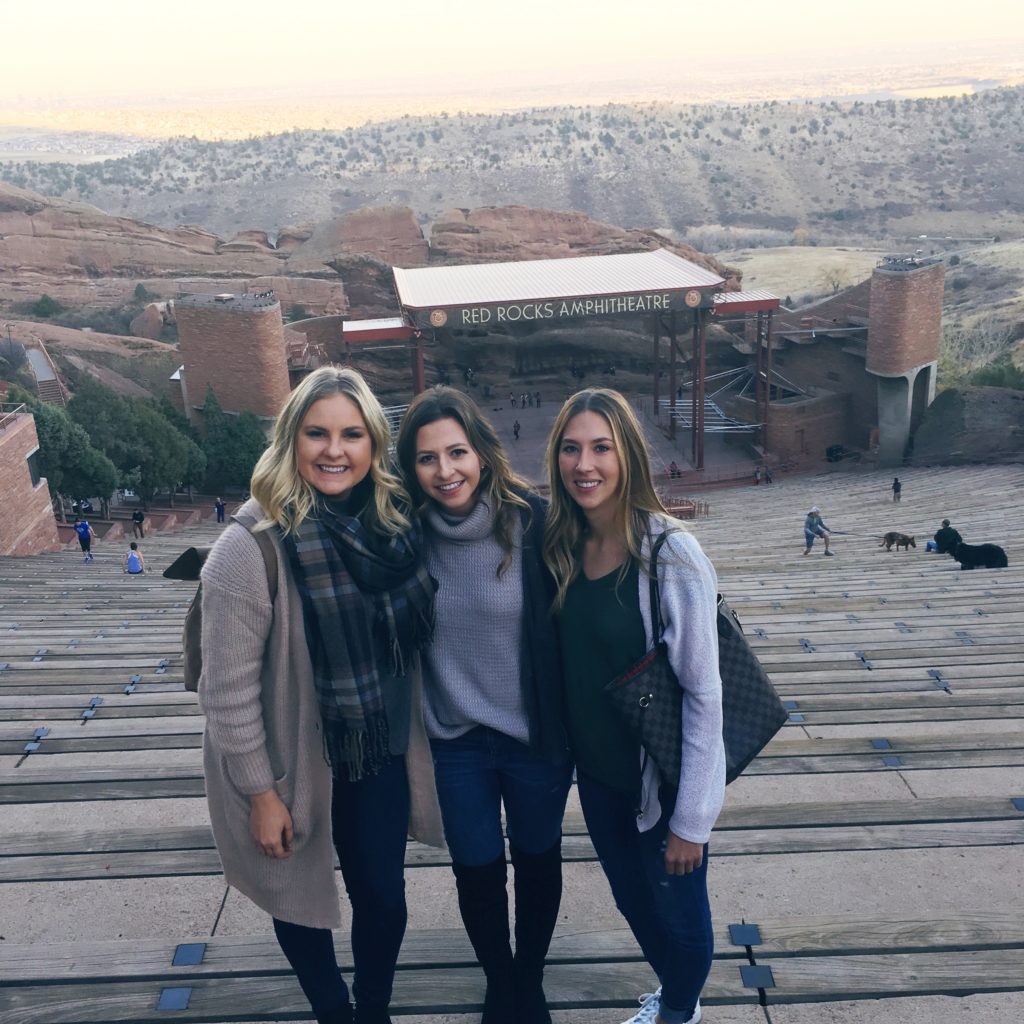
[{"xmin": 6, "ymin": 0, "xmax": 1024, "ymax": 105}]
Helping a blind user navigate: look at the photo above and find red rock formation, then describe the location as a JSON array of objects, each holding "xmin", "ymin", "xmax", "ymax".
[
  {"xmin": 128, "ymin": 303, "xmax": 165, "ymax": 340},
  {"xmin": 0, "ymin": 182, "xmax": 283, "ymax": 280},
  {"xmin": 218, "ymin": 230, "xmax": 277, "ymax": 254},
  {"xmin": 287, "ymin": 207, "xmax": 428, "ymax": 273},
  {"xmin": 275, "ymin": 224, "xmax": 315, "ymax": 254},
  {"xmin": 429, "ymin": 206, "xmax": 741, "ymax": 289},
  {"xmin": 0, "ymin": 186, "xmax": 738, "ymax": 325}
]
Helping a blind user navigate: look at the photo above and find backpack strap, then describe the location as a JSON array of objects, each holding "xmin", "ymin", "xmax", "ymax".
[
  {"xmin": 234, "ymin": 512, "xmax": 279, "ymax": 604},
  {"xmin": 250, "ymin": 526, "xmax": 279, "ymax": 604}
]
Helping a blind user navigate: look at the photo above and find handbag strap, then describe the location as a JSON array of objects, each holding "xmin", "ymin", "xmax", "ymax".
[{"xmin": 648, "ymin": 531, "xmax": 671, "ymax": 644}]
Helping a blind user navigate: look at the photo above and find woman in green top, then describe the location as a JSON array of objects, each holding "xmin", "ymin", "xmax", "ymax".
[{"xmin": 543, "ymin": 388, "xmax": 725, "ymax": 1024}]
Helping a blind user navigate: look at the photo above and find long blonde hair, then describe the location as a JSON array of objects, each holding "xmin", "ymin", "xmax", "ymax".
[
  {"xmin": 543, "ymin": 388, "xmax": 677, "ymax": 608},
  {"xmin": 395, "ymin": 386, "xmax": 531, "ymax": 576},
  {"xmin": 250, "ymin": 366, "xmax": 410, "ymax": 536}
]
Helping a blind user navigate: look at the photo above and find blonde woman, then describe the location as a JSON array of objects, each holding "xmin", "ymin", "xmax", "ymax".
[
  {"xmin": 543, "ymin": 388, "xmax": 724, "ymax": 1024},
  {"xmin": 396, "ymin": 387, "xmax": 571, "ymax": 1024},
  {"xmin": 199, "ymin": 367, "xmax": 440, "ymax": 1024}
]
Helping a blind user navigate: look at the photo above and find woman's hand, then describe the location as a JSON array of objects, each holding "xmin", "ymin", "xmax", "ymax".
[
  {"xmin": 249, "ymin": 788, "xmax": 293, "ymax": 859},
  {"xmin": 664, "ymin": 831, "xmax": 703, "ymax": 875}
]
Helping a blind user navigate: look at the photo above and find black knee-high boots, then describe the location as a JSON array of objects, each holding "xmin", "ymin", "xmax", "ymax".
[
  {"xmin": 452, "ymin": 842, "xmax": 563, "ymax": 1024},
  {"xmin": 510, "ymin": 841, "xmax": 562, "ymax": 1024},
  {"xmin": 453, "ymin": 855, "xmax": 517, "ymax": 1024}
]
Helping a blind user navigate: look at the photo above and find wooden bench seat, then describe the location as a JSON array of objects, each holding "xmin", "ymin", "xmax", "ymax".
[
  {"xmin": 4, "ymin": 797, "xmax": 1021, "ymax": 883},
  {"xmin": 3, "ymin": 914, "xmax": 1021, "ymax": 1023}
]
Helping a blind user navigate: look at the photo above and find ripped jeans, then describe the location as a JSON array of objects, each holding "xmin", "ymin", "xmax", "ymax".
[{"xmin": 577, "ymin": 771, "xmax": 713, "ymax": 1024}]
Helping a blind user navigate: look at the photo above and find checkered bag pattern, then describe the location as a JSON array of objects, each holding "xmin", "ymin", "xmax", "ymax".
[
  {"xmin": 604, "ymin": 641, "xmax": 682, "ymax": 785},
  {"xmin": 605, "ymin": 535, "xmax": 788, "ymax": 787},
  {"xmin": 716, "ymin": 596, "xmax": 788, "ymax": 783}
]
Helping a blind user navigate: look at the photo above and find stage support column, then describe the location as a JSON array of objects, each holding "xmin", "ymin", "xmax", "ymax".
[
  {"xmin": 668, "ymin": 312, "xmax": 677, "ymax": 441},
  {"xmin": 755, "ymin": 311, "xmax": 766, "ymax": 448},
  {"xmin": 696, "ymin": 309, "xmax": 707, "ymax": 470},
  {"xmin": 691, "ymin": 313, "xmax": 699, "ymax": 464},
  {"xmin": 652, "ymin": 320, "xmax": 660, "ymax": 419},
  {"xmin": 763, "ymin": 310, "xmax": 773, "ymax": 453},
  {"xmin": 411, "ymin": 332, "xmax": 426, "ymax": 395}
]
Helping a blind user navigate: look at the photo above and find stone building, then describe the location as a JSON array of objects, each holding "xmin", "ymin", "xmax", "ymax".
[
  {"xmin": 721, "ymin": 256, "xmax": 944, "ymax": 466},
  {"xmin": 171, "ymin": 293, "xmax": 294, "ymax": 430},
  {"xmin": 0, "ymin": 404, "xmax": 60, "ymax": 556}
]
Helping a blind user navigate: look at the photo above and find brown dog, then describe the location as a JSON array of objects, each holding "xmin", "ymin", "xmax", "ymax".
[{"xmin": 880, "ymin": 532, "xmax": 916, "ymax": 551}]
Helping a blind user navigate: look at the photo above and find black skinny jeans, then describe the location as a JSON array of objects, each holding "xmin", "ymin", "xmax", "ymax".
[{"xmin": 273, "ymin": 754, "xmax": 410, "ymax": 1018}]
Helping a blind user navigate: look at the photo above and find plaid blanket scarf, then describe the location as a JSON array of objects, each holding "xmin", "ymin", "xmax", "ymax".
[{"xmin": 284, "ymin": 503, "xmax": 436, "ymax": 780}]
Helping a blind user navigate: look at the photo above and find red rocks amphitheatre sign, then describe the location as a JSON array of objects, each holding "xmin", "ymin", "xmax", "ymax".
[{"xmin": 395, "ymin": 250, "xmax": 724, "ymax": 332}]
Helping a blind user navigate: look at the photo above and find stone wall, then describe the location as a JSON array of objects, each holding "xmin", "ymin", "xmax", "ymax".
[
  {"xmin": 175, "ymin": 299, "xmax": 292, "ymax": 424},
  {"xmin": 723, "ymin": 391, "xmax": 851, "ymax": 464},
  {"xmin": 771, "ymin": 336, "xmax": 877, "ymax": 449},
  {"xmin": 0, "ymin": 412, "xmax": 61, "ymax": 556},
  {"xmin": 866, "ymin": 262, "xmax": 945, "ymax": 376}
]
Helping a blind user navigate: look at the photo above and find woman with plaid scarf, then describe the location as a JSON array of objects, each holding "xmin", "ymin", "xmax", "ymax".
[{"xmin": 199, "ymin": 368, "xmax": 440, "ymax": 1024}]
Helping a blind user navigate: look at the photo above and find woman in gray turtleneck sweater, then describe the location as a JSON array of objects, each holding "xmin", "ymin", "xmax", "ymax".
[{"xmin": 396, "ymin": 388, "xmax": 571, "ymax": 1024}]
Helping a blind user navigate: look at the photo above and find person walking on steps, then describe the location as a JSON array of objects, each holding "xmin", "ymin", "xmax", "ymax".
[
  {"xmin": 74, "ymin": 517, "xmax": 95, "ymax": 562},
  {"xmin": 396, "ymin": 388, "xmax": 572, "ymax": 1024},
  {"xmin": 513, "ymin": 419, "xmax": 521, "ymax": 442},
  {"xmin": 544, "ymin": 388, "xmax": 724, "ymax": 1024},
  {"xmin": 215, "ymin": 497, "xmax": 226, "ymax": 524},
  {"xmin": 198, "ymin": 367, "xmax": 442, "ymax": 1024},
  {"xmin": 803, "ymin": 506, "xmax": 834, "ymax": 556},
  {"xmin": 892, "ymin": 477, "xmax": 902, "ymax": 503},
  {"xmin": 131, "ymin": 508, "xmax": 146, "ymax": 539}
]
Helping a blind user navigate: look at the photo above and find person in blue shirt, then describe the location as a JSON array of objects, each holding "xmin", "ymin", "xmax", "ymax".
[
  {"xmin": 74, "ymin": 518, "xmax": 95, "ymax": 562},
  {"xmin": 122, "ymin": 542, "xmax": 145, "ymax": 575}
]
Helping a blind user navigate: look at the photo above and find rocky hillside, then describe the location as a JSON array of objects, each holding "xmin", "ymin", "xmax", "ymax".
[
  {"xmin": 0, "ymin": 185, "xmax": 739, "ymax": 316},
  {"xmin": 912, "ymin": 386, "xmax": 1024, "ymax": 464},
  {"xmin": 2, "ymin": 87, "xmax": 1023, "ymax": 241}
]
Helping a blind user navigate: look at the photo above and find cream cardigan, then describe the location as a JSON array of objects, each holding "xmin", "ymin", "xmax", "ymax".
[{"xmin": 199, "ymin": 500, "xmax": 444, "ymax": 929}]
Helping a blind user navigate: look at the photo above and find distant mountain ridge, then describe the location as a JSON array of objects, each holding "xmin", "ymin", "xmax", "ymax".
[{"xmin": 2, "ymin": 86, "xmax": 1023, "ymax": 242}]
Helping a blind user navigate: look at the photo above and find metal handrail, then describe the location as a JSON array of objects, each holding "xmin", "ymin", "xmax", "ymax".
[{"xmin": 0, "ymin": 402, "xmax": 27, "ymax": 432}]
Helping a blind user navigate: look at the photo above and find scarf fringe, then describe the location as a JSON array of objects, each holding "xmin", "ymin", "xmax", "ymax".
[{"xmin": 323, "ymin": 711, "xmax": 392, "ymax": 782}]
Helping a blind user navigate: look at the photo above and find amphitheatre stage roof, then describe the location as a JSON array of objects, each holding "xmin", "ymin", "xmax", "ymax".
[{"xmin": 393, "ymin": 249, "xmax": 727, "ymax": 329}]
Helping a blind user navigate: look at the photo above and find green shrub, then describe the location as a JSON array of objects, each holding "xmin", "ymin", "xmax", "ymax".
[
  {"xmin": 32, "ymin": 294, "xmax": 63, "ymax": 317},
  {"xmin": 969, "ymin": 356, "xmax": 1024, "ymax": 390}
]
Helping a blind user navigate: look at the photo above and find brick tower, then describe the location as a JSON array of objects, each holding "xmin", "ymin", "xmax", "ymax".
[
  {"xmin": 175, "ymin": 293, "xmax": 292, "ymax": 428},
  {"xmin": 866, "ymin": 257, "xmax": 944, "ymax": 465}
]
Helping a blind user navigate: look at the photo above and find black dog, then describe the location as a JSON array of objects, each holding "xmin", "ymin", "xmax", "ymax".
[{"xmin": 951, "ymin": 541, "xmax": 1009, "ymax": 570}]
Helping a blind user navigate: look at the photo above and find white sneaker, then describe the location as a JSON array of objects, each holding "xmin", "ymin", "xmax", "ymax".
[
  {"xmin": 620, "ymin": 988, "xmax": 702, "ymax": 1024},
  {"xmin": 619, "ymin": 989, "xmax": 661, "ymax": 1024}
]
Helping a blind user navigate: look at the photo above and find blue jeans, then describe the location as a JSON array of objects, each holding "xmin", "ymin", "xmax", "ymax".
[
  {"xmin": 430, "ymin": 726, "xmax": 572, "ymax": 865},
  {"xmin": 274, "ymin": 753, "xmax": 409, "ymax": 1018},
  {"xmin": 578, "ymin": 771, "xmax": 713, "ymax": 1024}
]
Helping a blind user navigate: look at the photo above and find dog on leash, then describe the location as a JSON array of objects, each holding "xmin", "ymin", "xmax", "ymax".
[
  {"xmin": 951, "ymin": 541, "xmax": 1009, "ymax": 569},
  {"xmin": 880, "ymin": 532, "xmax": 916, "ymax": 552}
]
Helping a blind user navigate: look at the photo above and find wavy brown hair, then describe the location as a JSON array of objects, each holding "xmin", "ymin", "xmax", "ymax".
[
  {"xmin": 395, "ymin": 387, "xmax": 531, "ymax": 576},
  {"xmin": 543, "ymin": 388, "xmax": 681, "ymax": 608},
  {"xmin": 250, "ymin": 366, "xmax": 409, "ymax": 537}
]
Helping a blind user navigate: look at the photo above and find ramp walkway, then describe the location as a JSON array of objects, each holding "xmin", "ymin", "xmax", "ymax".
[{"xmin": 1, "ymin": 465, "xmax": 1022, "ymax": 1024}]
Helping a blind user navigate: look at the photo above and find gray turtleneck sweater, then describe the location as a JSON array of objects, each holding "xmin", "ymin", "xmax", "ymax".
[{"xmin": 420, "ymin": 499, "xmax": 529, "ymax": 743}]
